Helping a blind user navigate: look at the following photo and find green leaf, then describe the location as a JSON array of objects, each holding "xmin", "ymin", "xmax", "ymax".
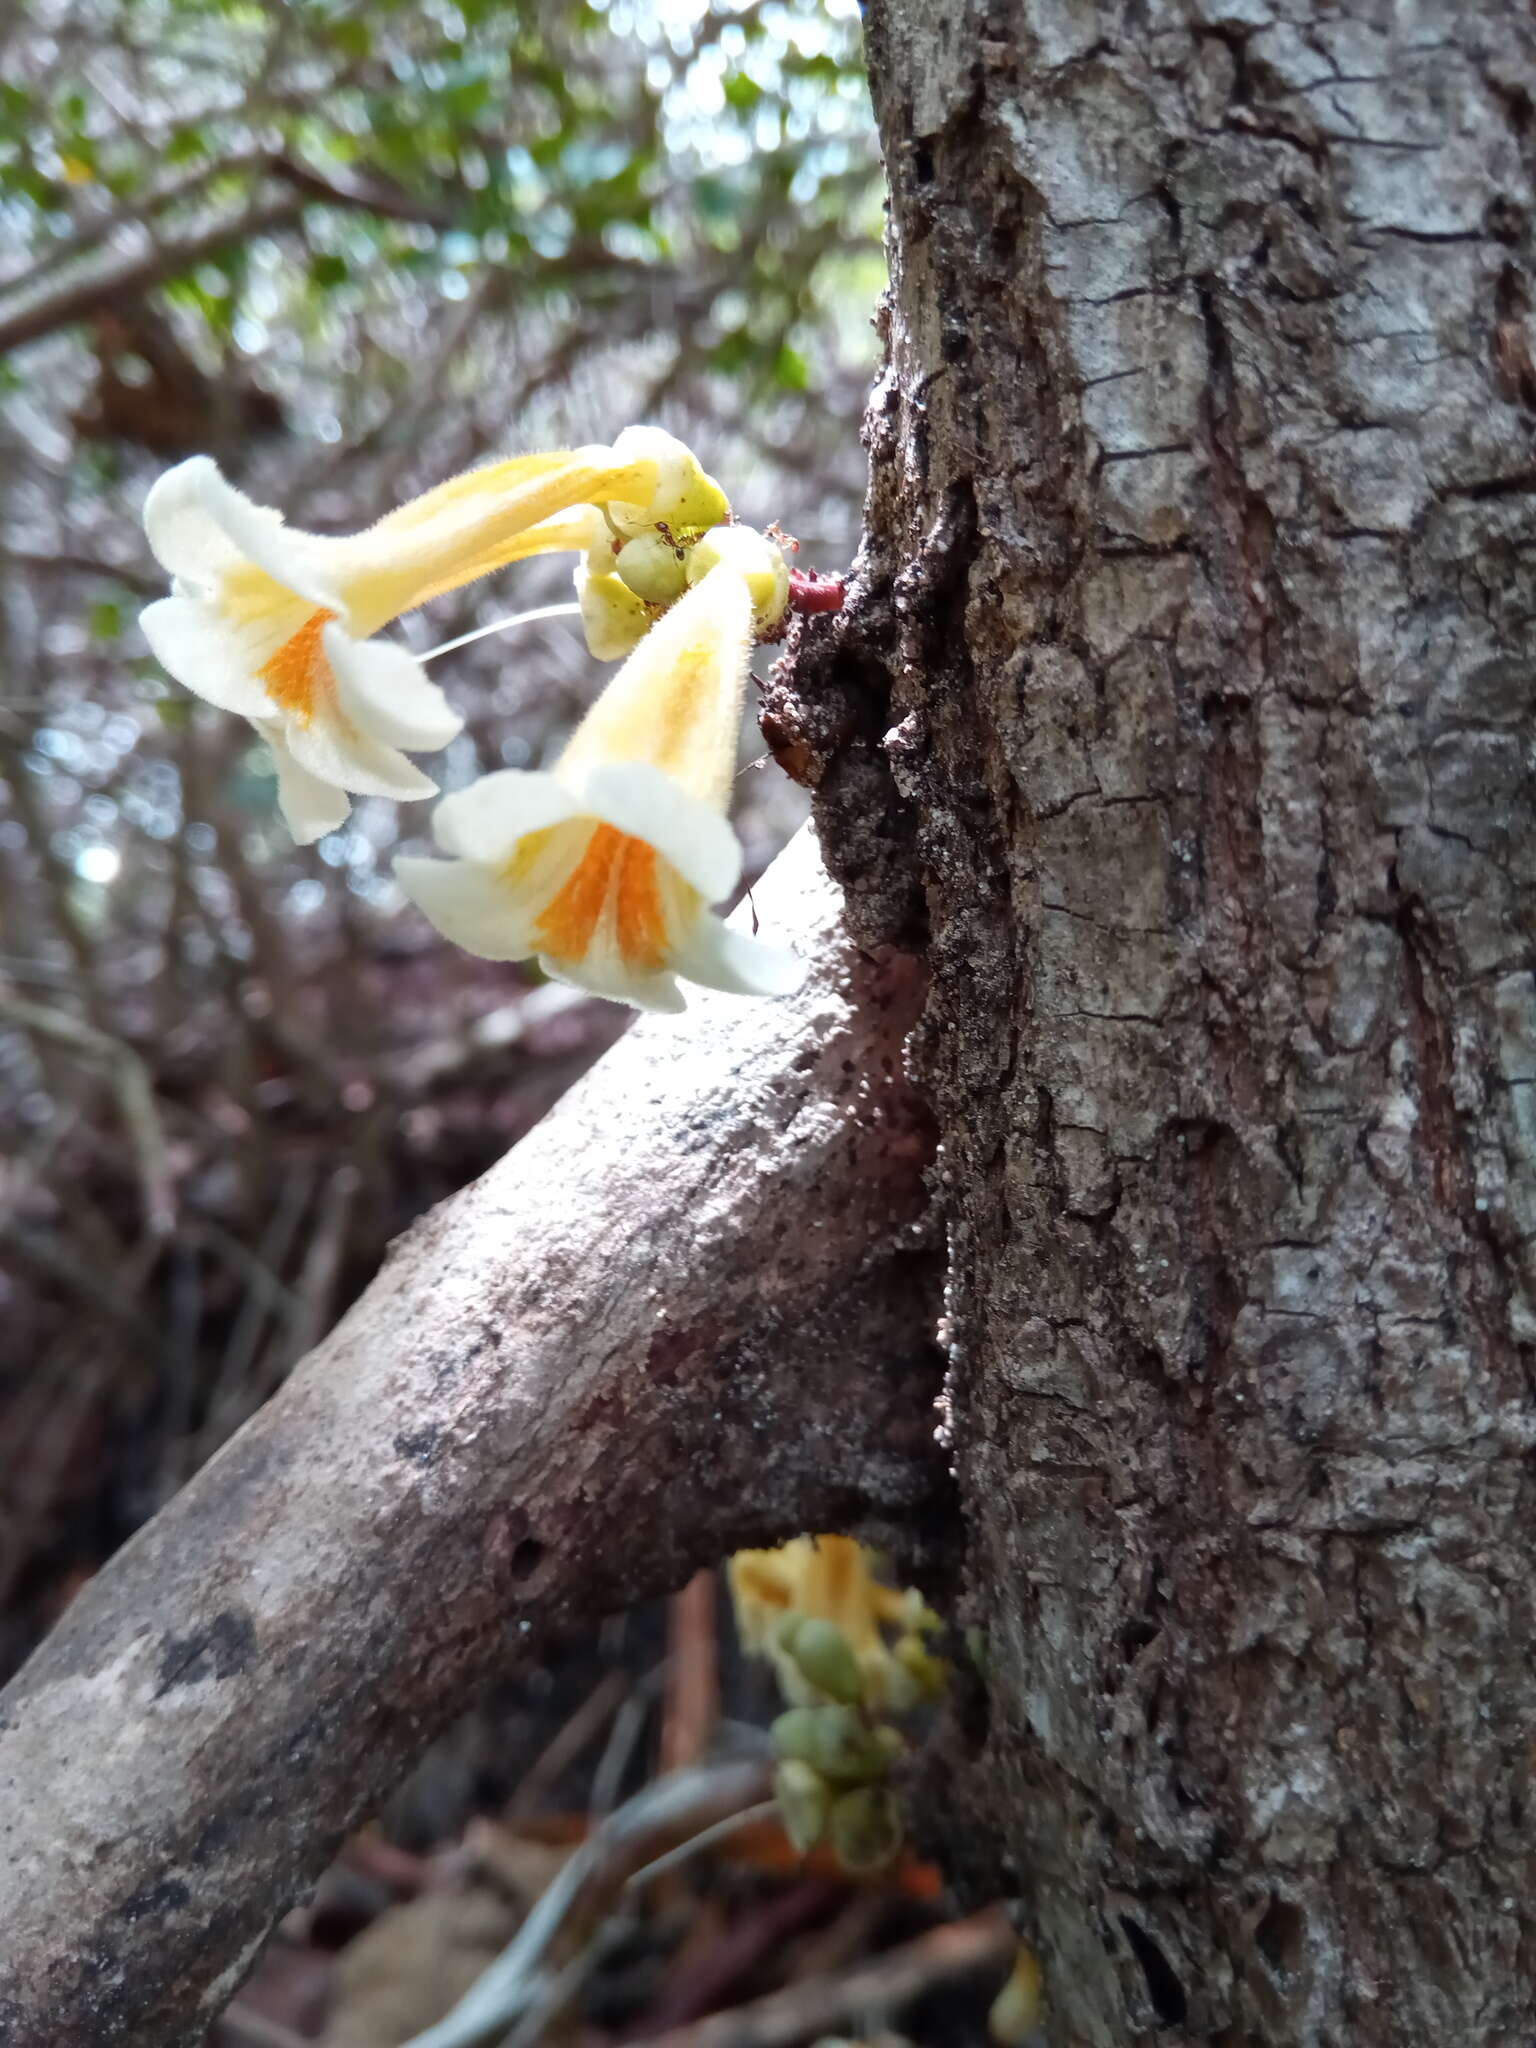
[
  {"xmin": 326, "ymin": 17, "xmax": 372, "ymax": 60},
  {"xmin": 722, "ymin": 72, "xmax": 762, "ymax": 113},
  {"xmin": 165, "ymin": 125, "xmax": 207, "ymax": 165},
  {"xmin": 308, "ymin": 251, "xmax": 349, "ymax": 289},
  {"xmin": 708, "ymin": 328, "xmax": 754, "ymax": 375},
  {"xmin": 774, "ymin": 341, "xmax": 811, "ymax": 391}
]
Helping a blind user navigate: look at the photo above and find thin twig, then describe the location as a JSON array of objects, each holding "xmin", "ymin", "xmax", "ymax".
[
  {"xmin": 186, "ymin": 1175, "xmax": 314, "ymax": 1477},
  {"xmin": 660, "ymin": 1569, "xmax": 721, "ymax": 1779},
  {"xmin": 637, "ymin": 1910, "xmax": 1015, "ymax": 2048},
  {"xmin": 401, "ymin": 1762, "xmax": 774, "ymax": 2048},
  {"xmin": 590, "ymin": 1684, "xmax": 654, "ymax": 1821},
  {"xmin": 622, "ymin": 1800, "xmax": 779, "ymax": 1893},
  {"xmin": 0, "ymin": 549, "xmax": 159, "ymax": 596},
  {"xmin": 0, "ymin": 990, "xmax": 175, "ymax": 1236},
  {"xmin": 216, "ymin": 2006, "xmax": 308, "ymax": 2048},
  {"xmin": 625, "ymin": 1878, "xmax": 846, "ymax": 2039},
  {"xmin": 506, "ymin": 1669, "xmax": 632, "ymax": 1825}
]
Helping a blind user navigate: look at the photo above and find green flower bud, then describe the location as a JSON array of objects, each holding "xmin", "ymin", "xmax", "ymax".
[
  {"xmin": 798, "ymin": 1704, "xmax": 890, "ymax": 1784},
  {"xmin": 774, "ymin": 1759, "xmax": 830, "ymax": 1855},
  {"xmin": 828, "ymin": 1785, "xmax": 902, "ymax": 1872},
  {"xmin": 771, "ymin": 1705, "xmax": 825, "ymax": 1766},
  {"xmin": 789, "ymin": 1618, "xmax": 864, "ymax": 1705},
  {"xmin": 614, "ymin": 532, "xmax": 689, "ymax": 606},
  {"xmin": 685, "ymin": 523, "xmax": 789, "ymax": 631},
  {"xmin": 577, "ymin": 568, "xmax": 651, "ymax": 662}
]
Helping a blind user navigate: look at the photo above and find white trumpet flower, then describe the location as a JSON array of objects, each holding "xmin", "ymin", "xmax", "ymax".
[
  {"xmin": 395, "ymin": 565, "xmax": 801, "ymax": 1012},
  {"xmin": 137, "ymin": 438, "xmax": 706, "ymax": 842}
]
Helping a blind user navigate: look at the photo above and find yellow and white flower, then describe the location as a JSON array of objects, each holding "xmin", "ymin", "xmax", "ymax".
[
  {"xmin": 138, "ymin": 430, "xmax": 722, "ymax": 843},
  {"xmin": 395, "ymin": 562, "xmax": 800, "ymax": 1012}
]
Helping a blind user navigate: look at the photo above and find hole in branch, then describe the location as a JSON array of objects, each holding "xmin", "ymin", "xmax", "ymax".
[{"xmin": 1119, "ymin": 1915, "xmax": 1188, "ymax": 2027}]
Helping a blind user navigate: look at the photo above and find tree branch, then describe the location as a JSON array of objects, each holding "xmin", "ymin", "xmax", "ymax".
[
  {"xmin": 0, "ymin": 827, "xmax": 945, "ymax": 2048},
  {"xmin": 0, "ymin": 157, "xmax": 458, "ymax": 358},
  {"xmin": 0, "ymin": 198, "xmax": 303, "ymax": 358}
]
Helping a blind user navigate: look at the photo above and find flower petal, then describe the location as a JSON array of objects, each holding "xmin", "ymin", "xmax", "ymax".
[
  {"xmin": 576, "ymin": 760, "xmax": 742, "ymax": 903},
  {"xmin": 263, "ymin": 726, "xmax": 352, "ymax": 845},
  {"xmin": 404, "ymin": 509, "xmax": 609, "ymax": 614},
  {"xmin": 670, "ymin": 914, "xmax": 805, "ymax": 998},
  {"xmin": 538, "ymin": 950, "xmax": 689, "ymax": 1015},
  {"xmin": 323, "ymin": 624, "xmax": 462, "ymax": 753},
  {"xmin": 345, "ymin": 448, "xmax": 661, "ymax": 624},
  {"xmin": 557, "ymin": 563, "xmax": 754, "ymax": 811},
  {"xmin": 395, "ymin": 855, "xmax": 538, "ymax": 960},
  {"xmin": 430, "ymin": 770, "xmax": 584, "ymax": 864},
  {"xmin": 140, "ymin": 596, "xmax": 277, "ymax": 717},
  {"xmin": 142, "ymin": 458, "xmax": 246, "ymax": 590},
  {"xmin": 283, "ymin": 713, "xmax": 439, "ymax": 802},
  {"xmin": 144, "ymin": 456, "xmax": 341, "ymax": 613}
]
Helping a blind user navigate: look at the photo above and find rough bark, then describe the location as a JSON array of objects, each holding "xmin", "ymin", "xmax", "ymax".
[
  {"xmin": 0, "ymin": 828, "xmax": 946, "ymax": 2048},
  {"xmin": 778, "ymin": 2, "xmax": 1536, "ymax": 2040}
]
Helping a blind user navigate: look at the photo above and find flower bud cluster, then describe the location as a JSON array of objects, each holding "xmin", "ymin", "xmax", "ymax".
[
  {"xmin": 728, "ymin": 1537, "xmax": 948, "ymax": 1876},
  {"xmin": 577, "ymin": 431, "xmax": 789, "ymax": 662}
]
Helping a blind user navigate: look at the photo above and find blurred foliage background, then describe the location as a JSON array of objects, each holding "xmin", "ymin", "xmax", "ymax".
[{"xmin": 0, "ymin": 0, "xmax": 884, "ymax": 1677}]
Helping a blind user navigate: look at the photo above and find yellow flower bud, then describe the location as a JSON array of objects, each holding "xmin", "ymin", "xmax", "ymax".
[
  {"xmin": 893, "ymin": 1632, "xmax": 949, "ymax": 1701},
  {"xmin": 827, "ymin": 1785, "xmax": 902, "ymax": 1872},
  {"xmin": 686, "ymin": 523, "xmax": 789, "ymax": 631},
  {"xmin": 902, "ymin": 1587, "xmax": 944, "ymax": 1635},
  {"xmin": 988, "ymin": 1946, "xmax": 1043, "ymax": 2044},
  {"xmin": 607, "ymin": 425, "xmax": 730, "ymax": 538},
  {"xmin": 774, "ymin": 1759, "xmax": 831, "ymax": 1855},
  {"xmin": 615, "ymin": 532, "xmax": 689, "ymax": 606},
  {"xmin": 772, "ymin": 1612, "xmax": 807, "ymax": 1670},
  {"xmin": 728, "ymin": 1536, "xmax": 940, "ymax": 1715},
  {"xmin": 576, "ymin": 568, "xmax": 653, "ymax": 661}
]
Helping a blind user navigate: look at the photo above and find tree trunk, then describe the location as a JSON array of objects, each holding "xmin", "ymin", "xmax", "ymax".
[{"xmin": 784, "ymin": 1, "xmax": 1536, "ymax": 2039}]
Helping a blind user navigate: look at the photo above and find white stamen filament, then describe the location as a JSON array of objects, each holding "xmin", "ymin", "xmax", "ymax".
[{"xmin": 419, "ymin": 602, "xmax": 583, "ymax": 664}]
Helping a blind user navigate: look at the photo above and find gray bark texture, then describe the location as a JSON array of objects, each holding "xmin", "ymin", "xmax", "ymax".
[
  {"xmin": 0, "ymin": 831, "xmax": 946, "ymax": 2048},
  {"xmin": 768, "ymin": 0, "xmax": 1536, "ymax": 2040}
]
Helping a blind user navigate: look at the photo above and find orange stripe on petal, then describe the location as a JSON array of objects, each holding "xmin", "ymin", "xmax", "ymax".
[
  {"xmin": 535, "ymin": 823, "xmax": 621, "ymax": 963},
  {"xmin": 258, "ymin": 609, "xmax": 335, "ymax": 725},
  {"xmin": 614, "ymin": 837, "xmax": 668, "ymax": 973},
  {"xmin": 533, "ymin": 824, "xmax": 670, "ymax": 974}
]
